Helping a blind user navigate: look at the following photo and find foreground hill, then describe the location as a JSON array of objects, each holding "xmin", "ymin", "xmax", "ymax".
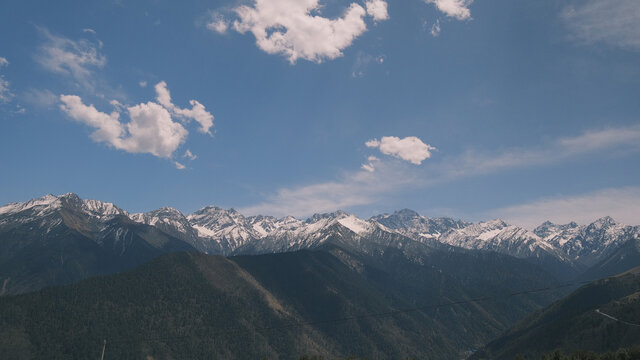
[
  {"xmin": 0, "ymin": 237, "xmax": 563, "ymax": 359},
  {"xmin": 472, "ymin": 267, "xmax": 640, "ymax": 360}
]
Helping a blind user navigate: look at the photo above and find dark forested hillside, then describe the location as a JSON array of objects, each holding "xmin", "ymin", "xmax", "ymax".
[
  {"xmin": 0, "ymin": 238, "xmax": 565, "ymax": 360},
  {"xmin": 472, "ymin": 267, "xmax": 640, "ymax": 360}
]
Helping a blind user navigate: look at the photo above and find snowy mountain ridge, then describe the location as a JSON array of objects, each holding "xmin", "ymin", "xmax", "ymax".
[{"xmin": 2, "ymin": 193, "xmax": 638, "ymax": 266}]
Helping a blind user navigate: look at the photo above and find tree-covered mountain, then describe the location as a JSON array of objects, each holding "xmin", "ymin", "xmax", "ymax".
[
  {"xmin": 0, "ymin": 235, "xmax": 564, "ymax": 360},
  {"xmin": 472, "ymin": 267, "xmax": 640, "ymax": 360}
]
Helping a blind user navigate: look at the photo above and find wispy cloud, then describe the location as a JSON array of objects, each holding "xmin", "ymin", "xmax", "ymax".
[
  {"xmin": 0, "ymin": 57, "xmax": 13, "ymax": 103},
  {"xmin": 487, "ymin": 186, "xmax": 640, "ymax": 229},
  {"xmin": 562, "ymin": 0, "xmax": 640, "ymax": 51},
  {"xmin": 242, "ymin": 125, "xmax": 640, "ymax": 217},
  {"xmin": 432, "ymin": 125, "xmax": 640, "ymax": 181},
  {"xmin": 240, "ymin": 161, "xmax": 417, "ymax": 217},
  {"xmin": 36, "ymin": 27, "xmax": 106, "ymax": 91},
  {"xmin": 208, "ymin": 0, "xmax": 389, "ymax": 64}
]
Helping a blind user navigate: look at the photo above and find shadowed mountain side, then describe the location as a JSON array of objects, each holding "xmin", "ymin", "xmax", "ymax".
[
  {"xmin": 0, "ymin": 239, "xmax": 564, "ymax": 359},
  {"xmin": 472, "ymin": 267, "xmax": 640, "ymax": 360}
]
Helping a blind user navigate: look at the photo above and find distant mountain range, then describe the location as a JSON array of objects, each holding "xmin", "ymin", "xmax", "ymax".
[{"xmin": 1, "ymin": 193, "xmax": 639, "ymax": 295}]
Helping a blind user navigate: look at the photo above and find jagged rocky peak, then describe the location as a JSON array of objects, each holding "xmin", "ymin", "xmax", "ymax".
[
  {"xmin": 306, "ymin": 210, "xmax": 349, "ymax": 223},
  {"xmin": 0, "ymin": 193, "xmax": 126, "ymax": 219}
]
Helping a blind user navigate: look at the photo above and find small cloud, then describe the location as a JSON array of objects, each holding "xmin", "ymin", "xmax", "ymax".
[
  {"xmin": 361, "ymin": 155, "xmax": 379, "ymax": 172},
  {"xmin": 431, "ymin": 19, "xmax": 441, "ymax": 37},
  {"xmin": 366, "ymin": 136, "xmax": 436, "ymax": 165},
  {"xmin": 206, "ymin": 12, "xmax": 229, "ymax": 34},
  {"xmin": 0, "ymin": 57, "xmax": 13, "ymax": 103},
  {"xmin": 184, "ymin": 149, "xmax": 197, "ymax": 160},
  {"xmin": 424, "ymin": 0, "xmax": 473, "ymax": 21},
  {"xmin": 365, "ymin": 0, "xmax": 389, "ymax": 22},
  {"xmin": 82, "ymin": 28, "xmax": 96, "ymax": 34},
  {"xmin": 174, "ymin": 161, "xmax": 186, "ymax": 170},
  {"xmin": 139, "ymin": 81, "xmax": 147, "ymax": 88}
]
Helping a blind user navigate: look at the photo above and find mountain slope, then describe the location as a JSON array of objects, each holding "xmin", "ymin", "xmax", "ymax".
[
  {"xmin": 472, "ymin": 267, "xmax": 640, "ymax": 360},
  {"xmin": 580, "ymin": 238, "xmax": 640, "ymax": 282},
  {"xmin": 0, "ymin": 194, "xmax": 195, "ymax": 295},
  {"xmin": 0, "ymin": 237, "xmax": 564, "ymax": 360}
]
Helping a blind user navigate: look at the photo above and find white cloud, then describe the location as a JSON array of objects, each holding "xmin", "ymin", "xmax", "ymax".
[
  {"xmin": 242, "ymin": 125, "xmax": 640, "ymax": 218},
  {"xmin": 0, "ymin": 57, "xmax": 12, "ymax": 103},
  {"xmin": 213, "ymin": 0, "xmax": 388, "ymax": 63},
  {"xmin": 58, "ymin": 81, "xmax": 212, "ymax": 163},
  {"xmin": 434, "ymin": 125, "xmax": 640, "ymax": 180},
  {"xmin": 36, "ymin": 28, "xmax": 106, "ymax": 90},
  {"xmin": 425, "ymin": 0, "xmax": 473, "ymax": 20},
  {"xmin": 240, "ymin": 160, "xmax": 416, "ymax": 217},
  {"xmin": 366, "ymin": 0, "xmax": 389, "ymax": 21},
  {"xmin": 562, "ymin": 0, "xmax": 640, "ymax": 51},
  {"xmin": 82, "ymin": 28, "xmax": 96, "ymax": 34},
  {"xmin": 487, "ymin": 186, "xmax": 640, "ymax": 229},
  {"xmin": 155, "ymin": 81, "xmax": 214, "ymax": 135},
  {"xmin": 366, "ymin": 136, "xmax": 436, "ymax": 165},
  {"xmin": 207, "ymin": 13, "xmax": 229, "ymax": 34},
  {"xmin": 139, "ymin": 81, "xmax": 147, "ymax": 88},
  {"xmin": 174, "ymin": 161, "xmax": 186, "ymax": 170},
  {"xmin": 361, "ymin": 155, "xmax": 379, "ymax": 172}
]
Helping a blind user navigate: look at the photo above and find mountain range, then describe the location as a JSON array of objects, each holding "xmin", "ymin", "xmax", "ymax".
[{"xmin": 1, "ymin": 193, "xmax": 639, "ymax": 295}]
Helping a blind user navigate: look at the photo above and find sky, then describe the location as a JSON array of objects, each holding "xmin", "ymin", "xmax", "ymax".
[{"xmin": 1, "ymin": 0, "xmax": 639, "ymax": 228}]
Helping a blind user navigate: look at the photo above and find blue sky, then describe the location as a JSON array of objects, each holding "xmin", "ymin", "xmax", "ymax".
[{"xmin": 1, "ymin": 0, "xmax": 639, "ymax": 228}]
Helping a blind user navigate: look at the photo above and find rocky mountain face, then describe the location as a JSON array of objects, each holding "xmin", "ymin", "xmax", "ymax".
[
  {"xmin": 2, "ymin": 193, "xmax": 639, "ymax": 293},
  {"xmin": 0, "ymin": 193, "xmax": 195, "ymax": 295},
  {"xmin": 534, "ymin": 217, "xmax": 640, "ymax": 267}
]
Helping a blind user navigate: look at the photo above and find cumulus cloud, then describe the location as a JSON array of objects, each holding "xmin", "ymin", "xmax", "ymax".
[
  {"xmin": 366, "ymin": 0, "xmax": 389, "ymax": 21},
  {"xmin": 59, "ymin": 81, "xmax": 212, "ymax": 164},
  {"xmin": 487, "ymin": 186, "xmax": 640, "ymax": 229},
  {"xmin": 562, "ymin": 0, "xmax": 640, "ymax": 51},
  {"xmin": 425, "ymin": 0, "xmax": 473, "ymax": 20},
  {"xmin": 36, "ymin": 28, "xmax": 106, "ymax": 90},
  {"xmin": 155, "ymin": 81, "xmax": 214, "ymax": 135},
  {"xmin": 210, "ymin": 0, "xmax": 389, "ymax": 63},
  {"xmin": 60, "ymin": 95, "xmax": 188, "ymax": 158},
  {"xmin": 0, "ymin": 57, "xmax": 13, "ymax": 103},
  {"xmin": 366, "ymin": 136, "xmax": 436, "ymax": 165}
]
